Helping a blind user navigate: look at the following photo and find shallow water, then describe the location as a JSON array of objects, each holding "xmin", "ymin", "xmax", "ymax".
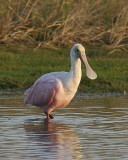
[{"xmin": 0, "ymin": 94, "xmax": 128, "ymax": 160}]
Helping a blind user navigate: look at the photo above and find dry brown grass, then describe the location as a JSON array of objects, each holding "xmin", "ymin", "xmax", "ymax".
[{"xmin": 0, "ymin": 0, "xmax": 128, "ymax": 50}]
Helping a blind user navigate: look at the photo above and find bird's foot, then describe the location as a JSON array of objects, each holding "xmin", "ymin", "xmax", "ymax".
[
  {"xmin": 49, "ymin": 114, "xmax": 54, "ymax": 119},
  {"xmin": 44, "ymin": 112, "xmax": 54, "ymax": 119}
]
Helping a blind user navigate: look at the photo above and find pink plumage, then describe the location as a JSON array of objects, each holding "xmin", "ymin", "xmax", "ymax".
[
  {"xmin": 24, "ymin": 80, "xmax": 57, "ymax": 107},
  {"xmin": 24, "ymin": 44, "xmax": 97, "ymax": 119}
]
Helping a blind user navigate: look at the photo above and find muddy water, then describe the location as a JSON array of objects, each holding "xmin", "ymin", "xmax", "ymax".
[{"xmin": 0, "ymin": 94, "xmax": 128, "ymax": 160}]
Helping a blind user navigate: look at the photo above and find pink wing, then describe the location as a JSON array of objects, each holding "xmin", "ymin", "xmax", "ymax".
[{"xmin": 24, "ymin": 80, "xmax": 58, "ymax": 107}]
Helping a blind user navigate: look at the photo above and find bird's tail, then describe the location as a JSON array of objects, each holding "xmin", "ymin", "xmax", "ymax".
[{"xmin": 24, "ymin": 87, "xmax": 32, "ymax": 104}]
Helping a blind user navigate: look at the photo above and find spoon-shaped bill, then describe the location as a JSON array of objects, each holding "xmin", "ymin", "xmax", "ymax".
[{"xmin": 80, "ymin": 53, "xmax": 97, "ymax": 80}]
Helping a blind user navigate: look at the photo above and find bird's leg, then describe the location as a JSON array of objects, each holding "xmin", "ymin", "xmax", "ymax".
[
  {"xmin": 44, "ymin": 106, "xmax": 55, "ymax": 119},
  {"xmin": 49, "ymin": 114, "xmax": 54, "ymax": 119},
  {"xmin": 44, "ymin": 111, "xmax": 54, "ymax": 119}
]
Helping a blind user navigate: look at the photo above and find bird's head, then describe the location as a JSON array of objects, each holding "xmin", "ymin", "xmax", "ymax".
[{"xmin": 70, "ymin": 43, "xmax": 97, "ymax": 80}]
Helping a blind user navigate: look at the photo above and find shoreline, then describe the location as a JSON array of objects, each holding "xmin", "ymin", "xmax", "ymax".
[{"xmin": 0, "ymin": 90, "xmax": 126, "ymax": 98}]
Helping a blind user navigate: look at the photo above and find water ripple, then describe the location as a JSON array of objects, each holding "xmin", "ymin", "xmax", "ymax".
[{"xmin": 0, "ymin": 95, "xmax": 128, "ymax": 160}]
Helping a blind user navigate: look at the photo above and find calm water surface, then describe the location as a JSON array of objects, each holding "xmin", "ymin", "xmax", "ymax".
[{"xmin": 0, "ymin": 94, "xmax": 128, "ymax": 160}]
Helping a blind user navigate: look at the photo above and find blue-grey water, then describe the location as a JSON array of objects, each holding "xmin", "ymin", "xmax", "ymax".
[{"xmin": 0, "ymin": 94, "xmax": 128, "ymax": 160}]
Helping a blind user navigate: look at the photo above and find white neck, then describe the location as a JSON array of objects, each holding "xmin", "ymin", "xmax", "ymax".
[
  {"xmin": 70, "ymin": 57, "xmax": 81, "ymax": 79},
  {"xmin": 67, "ymin": 56, "xmax": 82, "ymax": 92}
]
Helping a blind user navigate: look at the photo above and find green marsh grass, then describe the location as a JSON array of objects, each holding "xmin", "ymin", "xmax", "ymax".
[
  {"xmin": 0, "ymin": 46, "xmax": 127, "ymax": 93},
  {"xmin": 0, "ymin": 0, "xmax": 128, "ymax": 93}
]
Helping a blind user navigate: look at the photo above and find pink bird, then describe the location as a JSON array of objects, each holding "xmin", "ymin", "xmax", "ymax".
[{"xmin": 24, "ymin": 44, "xmax": 97, "ymax": 119}]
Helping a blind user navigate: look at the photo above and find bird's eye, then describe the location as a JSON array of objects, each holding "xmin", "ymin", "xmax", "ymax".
[
  {"xmin": 76, "ymin": 49, "xmax": 79, "ymax": 53},
  {"xmin": 76, "ymin": 48, "xmax": 80, "ymax": 57}
]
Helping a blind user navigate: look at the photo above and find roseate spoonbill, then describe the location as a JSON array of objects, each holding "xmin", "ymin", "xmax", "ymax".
[{"xmin": 24, "ymin": 44, "xmax": 97, "ymax": 119}]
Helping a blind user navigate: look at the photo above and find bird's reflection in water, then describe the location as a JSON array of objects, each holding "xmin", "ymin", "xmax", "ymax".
[{"xmin": 24, "ymin": 118, "xmax": 83, "ymax": 160}]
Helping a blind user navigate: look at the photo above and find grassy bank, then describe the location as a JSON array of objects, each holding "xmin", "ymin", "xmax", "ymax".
[
  {"xmin": 0, "ymin": 1, "xmax": 128, "ymax": 93},
  {"xmin": 0, "ymin": 45, "xmax": 127, "ymax": 93},
  {"xmin": 0, "ymin": 0, "xmax": 128, "ymax": 50}
]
